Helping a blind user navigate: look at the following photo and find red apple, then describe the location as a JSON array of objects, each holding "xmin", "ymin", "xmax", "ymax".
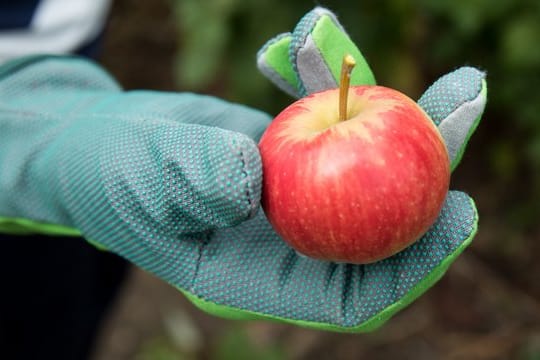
[{"xmin": 258, "ymin": 85, "xmax": 450, "ymax": 264}]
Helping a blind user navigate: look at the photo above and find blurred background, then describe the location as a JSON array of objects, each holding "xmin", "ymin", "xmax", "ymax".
[{"xmin": 90, "ymin": 0, "xmax": 540, "ymax": 359}]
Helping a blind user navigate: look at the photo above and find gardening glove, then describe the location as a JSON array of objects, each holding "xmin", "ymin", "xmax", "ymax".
[
  {"xmin": 181, "ymin": 7, "xmax": 485, "ymax": 332},
  {"xmin": 0, "ymin": 3, "xmax": 487, "ymax": 332}
]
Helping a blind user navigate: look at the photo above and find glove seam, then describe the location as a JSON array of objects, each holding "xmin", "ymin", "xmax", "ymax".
[
  {"xmin": 188, "ymin": 231, "xmax": 212, "ymax": 294},
  {"xmin": 238, "ymin": 146, "xmax": 258, "ymax": 218}
]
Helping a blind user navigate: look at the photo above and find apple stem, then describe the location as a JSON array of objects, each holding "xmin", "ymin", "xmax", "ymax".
[{"xmin": 339, "ymin": 54, "xmax": 356, "ymax": 122}]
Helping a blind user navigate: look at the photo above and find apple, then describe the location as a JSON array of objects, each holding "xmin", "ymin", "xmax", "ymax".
[{"xmin": 258, "ymin": 84, "xmax": 450, "ymax": 264}]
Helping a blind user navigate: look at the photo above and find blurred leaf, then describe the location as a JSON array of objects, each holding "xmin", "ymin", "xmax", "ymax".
[
  {"xmin": 162, "ymin": 307, "xmax": 203, "ymax": 354},
  {"xmin": 501, "ymin": 15, "xmax": 540, "ymax": 69},
  {"xmin": 519, "ymin": 332, "xmax": 540, "ymax": 360},
  {"xmin": 419, "ymin": 0, "xmax": 514, "ymax": 33},
  {"xmin": 489, "ymin": 140, "xmax": 518, "ymax": 181},
  {"xmin": 172, "ymin": 0, "xmax": 240, "ymax": 89},
  {"xmin": 526, "ymin": 136, "xmax": 540, "ymax": 170},
  {"xmin": 213, "ymin": 326, "xmax": 284, "ymax": 360},
  {"xmin": 136, "ymin": 336, "xmax": 193, "ymax": 360}
]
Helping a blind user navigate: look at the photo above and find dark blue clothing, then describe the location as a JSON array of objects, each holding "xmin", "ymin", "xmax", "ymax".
[{"xmin": 0, "ymin": 0, "xmax": 40, "ymax": 29}]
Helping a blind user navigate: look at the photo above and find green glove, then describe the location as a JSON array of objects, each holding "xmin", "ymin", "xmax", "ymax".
[{"xmin": 0, "ymin": 4, "xmax": 487, "ymax": 333}]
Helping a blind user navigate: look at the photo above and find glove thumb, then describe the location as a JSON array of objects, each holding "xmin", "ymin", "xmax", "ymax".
[
  {"xmin": 158, "ymin": 123, "xmax": 263, "ymax": 229},
  {"xmin": 87, "ymin": 121, "xmax": 263, "ymax": 236}
]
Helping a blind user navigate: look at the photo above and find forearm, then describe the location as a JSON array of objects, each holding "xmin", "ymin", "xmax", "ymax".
[{"xmin": 0, "ymin": 56, "xmax": 122, "ymax": 231}]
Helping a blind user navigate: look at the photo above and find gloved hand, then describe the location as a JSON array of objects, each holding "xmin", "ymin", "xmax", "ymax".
[
  {"xmin": 244, "ymin": 7, "xmax": 485, "ymax": 331},
  {"xmin": 0, "ymin": 5, "xmax": 487, "ymax": 333}
]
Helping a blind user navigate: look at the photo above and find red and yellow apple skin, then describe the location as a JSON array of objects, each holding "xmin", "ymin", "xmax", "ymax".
[{"xmin": 258, "ymin": 85, "xmax": 450, "ymax": 264}]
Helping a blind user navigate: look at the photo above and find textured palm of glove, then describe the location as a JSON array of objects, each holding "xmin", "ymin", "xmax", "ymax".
[
  {"xmin": 183, "ymin": 69, "xmax": 486, "ymax": 332},
  {"xmin": 0, "ymin": 55, "xmax": 270, "ymax": 287}
]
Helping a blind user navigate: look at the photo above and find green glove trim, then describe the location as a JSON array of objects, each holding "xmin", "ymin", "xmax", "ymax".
[
  {"xmin": 256, "ymin": 33, "xmax": 298, "ymax": 97},
  {"xmin": 448, "ymin": 80, "xmax": 487, "ymax": 170},
  {"xmin": 179, "ymin": 197, "xmax": 477, "ymax": 333},
  {"xmin": 0, "ymin": 217, "xmax": 110, "ymax": 251},
  {"xmin": 309, "ymin": 15, "xmax": 376, "ymax": 88},
  {"xmin": 257, "ymin": 7, "xmax": 375, "ymax": 99},
  {"xmin": 290, "ymin": 7, "xmax": 375, "ymax": 97},
  {"xmin": 0, "ymin": 216, "xmax": 81, "ymax": 236}
]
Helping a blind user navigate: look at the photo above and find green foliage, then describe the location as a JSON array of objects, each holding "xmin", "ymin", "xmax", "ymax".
[
  {"xmin": 136, "ymin": 336, "xmax": 195, "ymax": 360},
  {"xmin": 212, "ymin": 326, "xmax": 285, "ymax": 360},
  {"xmin": 171, "ymin": 0, "xmax": 307, "ymax": 112},
  {"xmin": 134, "ymin": 326, "xmax": 284, "ymax": 359}
]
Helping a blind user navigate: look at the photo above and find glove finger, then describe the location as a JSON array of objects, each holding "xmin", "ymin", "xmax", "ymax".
[
  {"xmin": 90, "ymin": 91, "xmax": 272, "ymax": 142},
  {"xmin": 47, "ymin": 120, "xmax": 262, "ymax": 240},
  {"xmin": 257, "ymin": 32, "xmax": 299, "ymax": 97},
  {"xmin": 290, "ymin": 7, "xmax": 376, "ymax": 97},
  {"xmin": 169, "ymin": 93, "xmax": 272, "ymax": 142},
  {"xmin": 417, "ymin": 67, "xmax": 487, "ymax": 171},
  {"xmin": 184, "ymin": 190, "xmax": 477, "ymax": 332}
]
